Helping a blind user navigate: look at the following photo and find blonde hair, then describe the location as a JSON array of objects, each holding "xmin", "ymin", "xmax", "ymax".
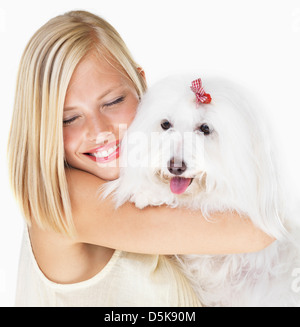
[{"xmin": 7, "ymin": 10, "xmax": 147, "ymax": 236}]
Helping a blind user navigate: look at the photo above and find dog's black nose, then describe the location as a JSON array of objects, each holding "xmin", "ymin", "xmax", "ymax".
[{"xmin": 167, "ymin": 158, "xmax": 187, "ymax": 175}]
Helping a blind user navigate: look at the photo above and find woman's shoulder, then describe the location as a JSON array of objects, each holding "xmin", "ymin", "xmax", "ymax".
[
  {"xmin": 29, "ymin": 214, "xmax": 115, "ymax": 284},
  {"xmin": 65, "ymin": 168, "xmax": 106, "ymax": 200},
  {"xmin": 66, "ymin": 167, "xmax": 104, "ymax": 185}
]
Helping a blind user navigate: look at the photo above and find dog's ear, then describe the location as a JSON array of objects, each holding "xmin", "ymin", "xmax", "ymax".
[
  {"xmin": 237, "ymin": 96, "xmax": 288, "ymax": 240},
  {"xmin": 250, "ymin": 123, "xmax": 288, "ymax": 240},
  {"xmin": 209, "ymin": 82, "xmax": 288, "ymax": 240}
]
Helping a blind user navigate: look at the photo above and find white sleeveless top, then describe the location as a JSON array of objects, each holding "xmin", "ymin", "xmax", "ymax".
[{"xmin": 15, "ymin": 228, "xmax": 201, "ymax": 307}]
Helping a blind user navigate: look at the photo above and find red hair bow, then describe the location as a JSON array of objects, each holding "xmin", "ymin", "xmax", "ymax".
[{"xmin": 190, "ymin": 78, "xmax": 212, "ymax": 104}]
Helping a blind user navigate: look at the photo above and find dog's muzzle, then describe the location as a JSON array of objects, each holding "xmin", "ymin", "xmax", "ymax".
[
  {"xmin": 154, "ymin": 159, "xmax": 194, "ymax": 195},
  {"xmin": 166, "ymin": 158, "xmax": 192, "ymax": 194}
]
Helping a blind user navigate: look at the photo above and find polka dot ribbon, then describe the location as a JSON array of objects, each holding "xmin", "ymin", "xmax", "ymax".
[{"xmin": 190, "ymin": 78, "xmax": 212, "ymax": 104}]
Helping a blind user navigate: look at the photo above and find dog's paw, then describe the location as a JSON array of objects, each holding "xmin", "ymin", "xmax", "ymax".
[
  {"xmin": 129, "ymin": 191, "xmax": 166, "ymax": 209},
  {"xmin": 129, "ymin": 193, "xmax": 151, "ymax": 209}
]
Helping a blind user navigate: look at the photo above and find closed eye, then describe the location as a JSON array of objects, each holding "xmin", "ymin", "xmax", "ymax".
[
  {"xmin": 104, "ymin": 96, "xmax": 125, "ymax": 107},
  {"xmin": 63, "ymin": 116, "xmax": 79, "ymax": 126}
]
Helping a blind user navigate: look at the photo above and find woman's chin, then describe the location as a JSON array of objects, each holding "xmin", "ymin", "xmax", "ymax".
[{"xmin": 91, "ymin": 163, "xmax": 120, "ymax": 181}]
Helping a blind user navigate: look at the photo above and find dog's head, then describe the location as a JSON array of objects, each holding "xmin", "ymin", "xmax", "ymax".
[
  {"xmin": 123, "ymin": 76, "xmax": 262, "ymax": 194},
  {"xmin": 117, "ymin": 74, "xmax": 287, "ymax": 238}
]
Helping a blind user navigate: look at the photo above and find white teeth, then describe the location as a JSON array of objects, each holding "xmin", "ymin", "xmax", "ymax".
[
  {"xmin": 92, "ymin": 145, "xmax": 118, "ymax": 158},
  {"xmin": 107, "ymin": 147, "xmax": 114, "ymax": 155},
  {"xmin": 101, "ymin": 150, "xmax": 108, "ymax": 157}
]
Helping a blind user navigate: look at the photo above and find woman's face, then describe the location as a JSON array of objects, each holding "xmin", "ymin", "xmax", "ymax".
[{"xmin": 63, "ymin": 51, "xmax": 140, "ymax": 180}]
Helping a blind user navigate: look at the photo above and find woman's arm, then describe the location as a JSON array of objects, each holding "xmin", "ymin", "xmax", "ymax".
[{"xmin": 67, "ymin": 168, "xmax": 275, "ymax": 255}]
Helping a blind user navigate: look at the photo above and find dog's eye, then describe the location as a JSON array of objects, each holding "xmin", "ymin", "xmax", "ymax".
[
  {"xmin": 199, "ymin": 124, "xmax": 211, "ymax": 135},
  {"xmin": 161, "ymin": 120, "xmax": 172, "ymax": 130}
]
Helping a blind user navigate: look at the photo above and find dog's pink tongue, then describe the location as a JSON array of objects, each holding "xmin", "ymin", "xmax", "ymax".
[{"xmin": 170, "ymin": 177, "xmax": 191, "ymax": 194}]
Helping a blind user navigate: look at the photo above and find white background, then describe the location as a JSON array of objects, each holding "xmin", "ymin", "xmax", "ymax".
[{"xmin": 0, "ymin": 0, "xmax": 299, "ymax": 306}]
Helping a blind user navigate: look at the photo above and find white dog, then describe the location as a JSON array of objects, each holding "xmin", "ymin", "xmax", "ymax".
[{"xmin": 102, "ymin": 74, "xmax": 300, "ymax": 307}]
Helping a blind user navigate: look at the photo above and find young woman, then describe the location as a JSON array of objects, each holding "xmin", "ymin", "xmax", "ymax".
[{"xmin": 8, "ymin": 10, "xmax": 274, "ymax": 307}]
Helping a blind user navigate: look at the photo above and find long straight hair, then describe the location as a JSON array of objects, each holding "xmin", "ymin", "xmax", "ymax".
[{"xmin": 7, "ymin": 10, "xmax": 147, "ymax": 236}]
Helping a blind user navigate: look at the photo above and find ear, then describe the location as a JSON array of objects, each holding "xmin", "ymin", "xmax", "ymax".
[{"xmin": 137, "ymin": 67, "xmax": 146, "ymax": 83}]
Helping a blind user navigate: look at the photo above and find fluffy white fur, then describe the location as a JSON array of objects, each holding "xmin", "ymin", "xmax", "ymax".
[{"xmin": 102, "ymin": 74, "xmax": 300, "ymax": 307}]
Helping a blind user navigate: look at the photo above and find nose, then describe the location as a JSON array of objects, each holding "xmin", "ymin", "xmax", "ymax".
[
  {"xmin": 86, "ymin": 114, "xmax": 111, "ymax": 142},
  {"xmin": 167, "ymin": 157, "xmax": 187, "ymax": 175}
]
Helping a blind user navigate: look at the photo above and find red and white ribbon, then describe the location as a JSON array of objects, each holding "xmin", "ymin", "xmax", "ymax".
[{"xmin": 190, "ymin": 78, "xmax": 212, "ymax": 104}]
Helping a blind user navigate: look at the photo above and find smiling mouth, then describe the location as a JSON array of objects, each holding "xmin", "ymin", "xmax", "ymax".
[{"xmin": 84, "ymin": 140, "xmax": 120, "ymax": 163}]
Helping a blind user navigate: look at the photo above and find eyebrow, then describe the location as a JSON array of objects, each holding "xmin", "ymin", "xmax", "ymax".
[
  {"xmin": 63, "ymin": 84, "xmax": 125, "ymax": 111},
  {"xmin": 96, "ymin": 86, "xmax": 121, "ymax": 101},
  {"xmin": 63, "ymin": 106, "xmax": 79, "ymax": 112}
]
